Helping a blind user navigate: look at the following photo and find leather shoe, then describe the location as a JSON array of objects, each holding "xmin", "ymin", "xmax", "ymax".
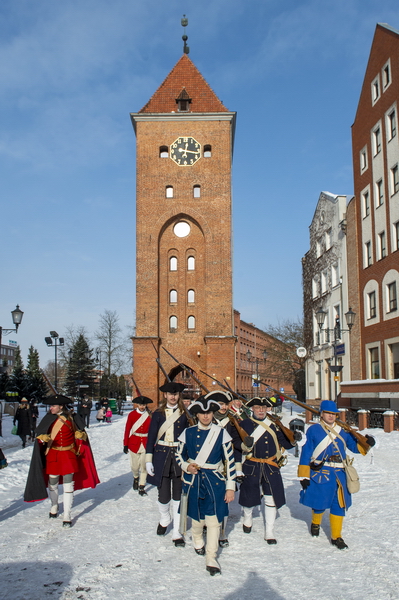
[
  {"xmin": 243, "ymin": 524, "xmax": 252, "ymax": 533},
  {"xmin": 157, "ymin": 524, "xmax": 167, "ymax": 535},
  {"xmin": 311, "ymin": 523, "xmax": 320, "ymax": 537},
  {"xmin": 195, "ymin": 546, "xmax": 205, "ymax": 555},
  {"xmin": 173, "ymin": 537, "xmax": 185, "ymax": 547},
  {"xmin": 206, "ymin": 566, "xmax": 221, "ymax": 576},
  {"xmin": 266, "ymin": 538, "xmax": 277, "ymax": 545},
  {"xmin": 133, "ymin": 478, "xmax": 139, "ymax": 490},
  {"xmin": 331, "ymin": 537, "xmax": 348, "ymax": 550},
  {"xmin": 219, "ymin": 539, "xmax": 229, "ymax": 548}
]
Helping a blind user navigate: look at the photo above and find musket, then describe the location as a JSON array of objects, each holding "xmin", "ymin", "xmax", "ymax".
[
  {"xmin": 130, "ymin": 375, "xmax": 152, "ymax": 414},
  {"xmin": 257, "ymin": 379, "xmax": 371, "ymax": 452},
  {"xmin": 199, "ymin": 370, "xmax": 251, "ymax": 443},
  {"xmin": 40, "ymin": 368, "xmax": 58, "ymax": 395},
  {"xmin": 152, "ymin": 344, "xmax": 195, "ymax": 426},
  {"xmin": 161, "ymin": 346, "xmax": 210, "ymax": 394}
]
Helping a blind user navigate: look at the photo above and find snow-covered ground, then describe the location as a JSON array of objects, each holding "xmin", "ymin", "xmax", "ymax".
[{"xmin": 0, "ymin": 404, "xmax": 398, "ymax": 600}]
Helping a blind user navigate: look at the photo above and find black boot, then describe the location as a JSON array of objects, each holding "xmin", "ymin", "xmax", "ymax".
[
  {"xmin": 206, "ymin": 566, "xmax": 221, "ymax": 576},
  {"xmin": 331, "ymin": 537, "xmax": 348, "ymax": 550},
  {"xmin": 311, "ymin": 523, "xmax": 320, "ymax": 537},
  {"xmin": 195, "ymin": 546, "xmax": 205, "ymax": 555},
  {"xmin": 133, "ymin": 478, "xmax": 139, "ymax": 491},
  {"xmin": 157, "ymin": 524, "xmax": 167, "ymax": 535},
  {"xmin": 138, "ymin": 486, "xmax": 147, "ymax": 496}
]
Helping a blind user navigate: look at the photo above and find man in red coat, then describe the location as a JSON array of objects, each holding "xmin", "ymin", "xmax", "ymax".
[{"xmin": 123, "ymin": 396, "xmax": 152, "ymax": 496}]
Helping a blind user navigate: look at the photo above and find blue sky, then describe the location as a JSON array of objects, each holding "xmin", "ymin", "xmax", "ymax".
[{"xmin": 2, "ymin": 0, "xmax": 399, "ymax": 367}]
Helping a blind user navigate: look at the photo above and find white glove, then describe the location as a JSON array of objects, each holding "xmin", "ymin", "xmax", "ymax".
[{"xmin": 146, "ymin": 462, "xmax": 155, "ymax": 476}]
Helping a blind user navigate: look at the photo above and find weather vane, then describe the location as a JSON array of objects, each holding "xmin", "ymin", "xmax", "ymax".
[{"xmin": 181, "ymin": 15, "xmax": 189, "ymax": 54}]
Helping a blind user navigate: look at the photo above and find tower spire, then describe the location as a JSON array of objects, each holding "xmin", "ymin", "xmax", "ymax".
[{"xmin": 181, "ymin": 15, "xmax": 189, "ymax": 54}]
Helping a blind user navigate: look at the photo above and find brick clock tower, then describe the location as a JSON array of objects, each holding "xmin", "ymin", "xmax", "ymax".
[{"xmin": 130, "ymin": 54, "xmax": 237, "ymax": 403}]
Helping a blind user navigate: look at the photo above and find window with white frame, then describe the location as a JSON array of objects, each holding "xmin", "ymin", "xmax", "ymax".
[
  {"xmin": 316, "ymin": 237, "xmax": 323, "ymax": 258},
  {"xmin": 187, "ymin": 289, "xmax": 195, "ymax": 303},
  {"xmin": 187, "ymin": 256, "xmax": 195, "ymax": 271},
  {"xmin": 391, "ymin": 165, "xmax": 399, "ymax": 195},
  {"xmin": 193, "ymin": 185, "xmax": 201, "ymax": 198},
  {"xmin": 331, "ymin": 263, "xmax": 339, "ymax": 287},
  {"xmin": 369, "ymin": 347, "xmax": 380, "ymax": 378},
  {"xmin": 169, "ymin": 256, "xmax": 178, "ymax": 271},
  {"xmin": 365, "ymin": 241, "xmax": 372, "ymax": 267},
  {"xmin": 169, "ymin": 289, "xmax": 177, "ymax": 304},
  {"xmin": 378, "ymin": 231, "xmax": 386, "ymax": 259},
  {"xmin": 382, "ymin": 60, "xmax": 391, "ymax": 90},
  {"xmin": 388, "ymin": 109, "xmax": 397, "ymax": 140},
  {"xmin": 325, "ymin": 228, "xmax": 332, "ymax": 250},
  {"xmin": 312, "ymin": 277, "xmax": 319, "ymax": 299},
  {"xmin": 360, "ymin": 147, "xmax": 368, "ymax": 172},
  {"xmin": 363, "ymin": 190, "xmax": 370, "ymax": 217},
  {"xmin": 376, "ymin": 179, "xmax": 384, "ymax": 207},
  {"xmin": 372, "ymin": 75, "xmax": 380, "ymax": 105},
  {"xmin": 394, "ymin": 222, "xmax": 399, "ymax": 251},
  {"xmin": 387, "ymin": 281, "xmax": 397, "ymax": 312},
  {"xmin": 321, "ymin": 270, "xmax": 328, "ymax": 294},
  {"xmin": 368, "ymin": 291, "xmax": 377, "ymax": 319},
  {"xmin": 169, "ymin": 316, "xmax": 178, "ymax": 331},
  {"xmin": 187, "ymin": 315, "xmax": 195, "ymax": 330},
  {"xmin": 166, "ymin": 185, "xmax": 174, "ymax": 198},
  {"xmin": 373, "ymin": 127, "xmax": 381, "ymax": 155}
]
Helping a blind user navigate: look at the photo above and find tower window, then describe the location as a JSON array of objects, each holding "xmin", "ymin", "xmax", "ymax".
[
  {"xmin": 378, "ymin": 231, "xmax": 386, "ymax": 259},
  {"xmin": 373, "ymin": 127, "xmax": 381, "ymax": 155},
  {"xmin": 169, "ymin": 289, "xmax": 177, "ymax": 304},
  {"xmin": 376, "ymin": 180, "xmax": 384, "ymax": 207},
  {"xmin": 187, "ymin": 256, "xmax": 195, "ymax": 271},
  {"xmin": 169, "ymin": 256, "xmax": 177, "ymax": 271},
  {"xmin": 176, "ymin": 88, "xmax": 191, "ymax": 112},
  {"xmin": 388, "ymin": 282, "xmax": 397, "ymax": 312},
  {"xmin": 388, "ymin": 110, "xmax": 396, "ymax": 140},
  {"xmin": 371, "ymin": 75, "xmax": 380, "ymax": 105},
  {"xmin": 193, "ymin": 185, "xmax": 201, "ymax": 198},
  {"xmin": 169, "ymin": 316, "xmax": 178, "ymax": 331},
  {"xmin": 159, "ymin": 146, "xmax": 168, "ymax": 158},
  {"xmin": 368, "ymin": 291, "xmax": 376, "ymax": 319},
  {"xmin": 187, "ymin": 316, "xmax": 195, "ymax": 330},
  {"xmin": 166, "ymin": 185, "xmax": 174, "ymax": 198},
  {"xmin": 391, "ymin": 165, "xmax": 399, "ymax": 195},
  {"xmin": 365, "ymin": 241, "xmax": 372, "ymax": 267},
  {"xmin": 363, "ymin": 191, "xmax": 370, "ymax": 217},
  {"xmin": 187, "ymin": 289, "xmax": 195, "ymax": 303},
  {"xmin": 204, "ymin": 145, "xmax": 212, "ymax": 157}
]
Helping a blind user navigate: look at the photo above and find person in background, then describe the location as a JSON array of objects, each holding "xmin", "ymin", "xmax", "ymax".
[
  {"xmin": 78, "ymin": 395, "xmax": 92, "ymax": 428},
  {"xmin": 123, "ymin": 395, "xmax": 152, "ymax": 496},
  {"xmin": 13, "ymin": 398, "xmax": 32, "ymax": 448}
]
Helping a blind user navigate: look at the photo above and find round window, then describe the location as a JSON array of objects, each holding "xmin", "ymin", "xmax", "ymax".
[{"xmin": 173, "ymin": 221, "xmax": 191, "ymax": 238}]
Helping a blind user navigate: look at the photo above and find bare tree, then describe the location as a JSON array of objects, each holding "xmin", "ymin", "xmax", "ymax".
[{"xmin": 95, "ymin": 310, "xmax": 127, "ymax": 376}]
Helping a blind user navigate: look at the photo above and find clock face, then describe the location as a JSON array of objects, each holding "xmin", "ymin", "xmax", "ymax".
[{"xmin": 170, "ymin": 136, "xmax": 201, "ymax": 166}]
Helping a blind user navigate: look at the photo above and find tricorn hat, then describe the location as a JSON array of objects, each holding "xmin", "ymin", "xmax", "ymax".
[
  {"xmin": 204, "ymin": 390, "xmax": 232, "ymax": 404},
  {"xmin": 134, "ymin": 395, "xmax": 152, "ymax": 405},
  {"xmin": 42, "ymin": 394, "xmax": 73, "ymax": 406},
  {"xmin": 189, "ymin": 394, "xmax": 220, "ymax": 415},
  {"xmin": 159, "ymin": 381, "xmax": 186, "ymax": 394},
  {"xmin": 246, "ymin": 396, "xmax": 273, "ymax": 408}
]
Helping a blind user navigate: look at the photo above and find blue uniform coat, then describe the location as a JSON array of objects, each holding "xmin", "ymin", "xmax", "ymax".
[
  {"xmin": 298, "ymin": 422, "xmax": 361, "ymax": 512},
  {"xmin": 145, "ymin": 408, "xmax": 189, "ymax": 488}
]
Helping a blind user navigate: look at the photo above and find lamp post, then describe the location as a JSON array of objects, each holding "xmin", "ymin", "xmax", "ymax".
[
  {"xmin": 45, "ymin": 331, "xmax": 64, "ymax": 392},
  {"xmin": 316, "ymin": 307, "xmax": 356, "ymax": 401},
  {"xmin": 95, "ymin": 348, "xmax": 103, "ymax": 400},
  {"xmin": 246, "ymin": 349, "xmax": 268, "ymax": 397},
  {"xmin": 0, "ymin": 305, "xmax": 24, "ymax": 373}
]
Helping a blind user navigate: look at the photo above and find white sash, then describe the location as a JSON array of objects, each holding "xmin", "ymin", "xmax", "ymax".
[
  {"xmin": 311, "ymin": 424, "xmax": 342, "ymax": 461},
  {"xmin": 156, "ymin": 409, "xmax": 181, "ymax": 444},
  {"xmin": 130, "ymin": 411, "xmax": 149, "ymax": 436},
  {"xmin": 192, "ymin": 424, "xmax": 221, "ymax": 467},
  {"xmin": 218, "ymin": 416, "xmax": 230, "ymax": 428}
]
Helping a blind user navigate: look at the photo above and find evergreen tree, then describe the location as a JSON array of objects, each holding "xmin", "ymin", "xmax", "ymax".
[
  {"xmin": 10, "ymin": 347, "xmax": 28, "ymax": 399},
  {"xmin": 64, "ymin": 334, "xmax": 95, "ymax": 398},
  {"xmin": 25, "ymin": 346, "xmax": 47, "ymax": 401},
  {"xmin": 0, "ymin": 359, "xmax": 10, "ymax": 399}
]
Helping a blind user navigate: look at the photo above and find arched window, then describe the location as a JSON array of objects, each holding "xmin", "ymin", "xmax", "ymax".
[
  {"xmin": 204, "ymin": 144, "xmax": 212, "ymax": 157},
  {"xmin": 187, "ymin": 289, "xmax": 195, "ymax": 303},
  {"xmin": 187, "ymin": 256, "xmax": 195, "ymax": 271},
  {"xmin": 159, "ymin": 146, "xmax": 168, "ymax": 158},
  {"xmin": 193, "ymin": 185, "xmax": 201, "ymax": 198},
  {"xmin": 169, "ymin": 289, "xmax": 177, "ymax": 304},
  {"xmin": 169, "ymin": 316, "xmax": 178, "ymax": 331},
  {"xmin": 169, "ymin": 256, "xmax": 177, "ymax": 271},
  {"xmin": 166, "ymin": 185, "xmax": 174, "ymax": 198},
  {"xmin": 188, "ymin": 315, "xmax": 195, "ymax": 330}
]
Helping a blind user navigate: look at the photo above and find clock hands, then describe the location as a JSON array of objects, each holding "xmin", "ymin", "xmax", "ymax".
[{"xmin": 178, "ymin": 144, "xmax": 199, "ymax": 157}]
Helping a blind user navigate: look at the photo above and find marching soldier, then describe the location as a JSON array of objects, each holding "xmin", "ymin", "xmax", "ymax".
[
  {"xmin": 176, "ymin": 395, "xmax": 236, "ymax": 576},
  {"xmin": 145, "ymin": 381, "xmax": 189, "ymax": 546},
  {"xmin": 298, "ymin": 400, "xmax": 375, "ymax": 549},
  {"xmin": 123, "ymin": 395, "xmax": 152, "ymax": 496},
  {"xmin": 233, "ymin": 397, "xmax": 298, "ymax": 544}
]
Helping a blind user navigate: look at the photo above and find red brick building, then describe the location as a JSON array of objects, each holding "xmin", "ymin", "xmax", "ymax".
[
  {"xmin": 343, "ymin": 23, "xmax": 399, "ymax": 410},
  {"xmin": 130, "ymin": 55, "xmax": 236, "ymax": 402}
]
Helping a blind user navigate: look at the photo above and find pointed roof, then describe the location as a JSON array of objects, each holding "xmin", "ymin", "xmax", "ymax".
[{"xmin": 139, "ymin": 54, "xmax": 228, "ymax": 113}]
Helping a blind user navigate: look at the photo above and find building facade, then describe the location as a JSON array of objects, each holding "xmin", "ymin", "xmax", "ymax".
[
  {"xmin": 303, "ymin": 192, "xmax": 353, "ymax": 404},
  {"xmin": 130, "ymin": 54, "xmax": 237, "ymax": 402}
]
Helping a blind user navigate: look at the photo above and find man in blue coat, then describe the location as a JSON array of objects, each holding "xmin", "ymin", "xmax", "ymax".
[
  {"xmin": 145, "ymin": 381, "xmax": 189, "ymax": 546},
  {"xmin": 298, "ymin": 400, "xmax": 375, "ymax": 549},
  {"xmin": 176, "ymin": 395, "xmax": 236, "ymax": 576},
  {"xmin": 234, "ymin": 397, "xmax": 297, "ymax": 544}
]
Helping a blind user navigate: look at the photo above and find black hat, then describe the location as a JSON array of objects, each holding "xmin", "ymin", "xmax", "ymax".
[
  {"xmin": 134, "ymin": 395, "xmax": 152, "ymax": 405},
  {"xmin": 246, "ymin": 396, "xmax": 273, "ymax": 408},
  {"xmin": 42, "ymin": 394, "xmax": 73, "ymax": 406},
  {"xmin": 159, "ymin": 382, "xmax": 186, "ymax": 394},
  {"xmin": 204, "ymin": 390, "xmax": 232, "ymax": 404},
  {"xmin": 189, "ymin": 394, "xmax": 220, "ymax": 415}
]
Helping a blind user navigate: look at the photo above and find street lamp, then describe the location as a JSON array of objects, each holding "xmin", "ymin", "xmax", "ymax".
[
  {"xmin": 0, "ymin": 305, "xmax": 24, "ymax": 373},
  {"xmin": 316, "ymin": 307, "xmax": 356, "ymax": 400},
  {"xmin": 246, "ymin": 349, "xmax": 268, "ymax": 397},
  {"xmin": 95, "ymin": 348, "xmax": 103, "ymax": 399},
  {"xmin": 45, "ymin": 331, "xmax": 64, "ymax": 392}
]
